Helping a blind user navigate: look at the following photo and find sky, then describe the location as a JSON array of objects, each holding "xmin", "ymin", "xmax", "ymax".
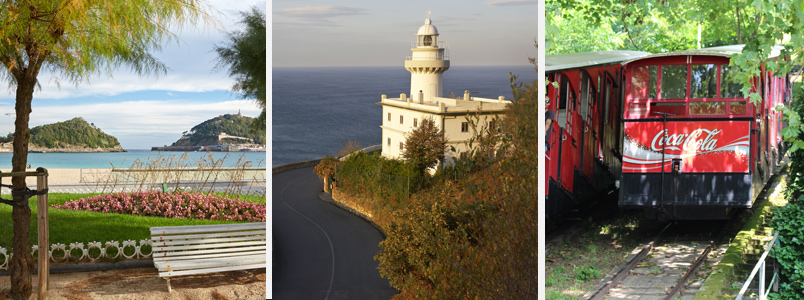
[
  {"xmin": 272, "ymin": 0, "xmax": 538, "ymax": 67},
  {"xmin": 0, "ymin": 1, "xmax": 266, "ymax": 150}
]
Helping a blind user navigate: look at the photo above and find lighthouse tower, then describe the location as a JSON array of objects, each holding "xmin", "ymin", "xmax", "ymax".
[{"xmin": 405, "ymin": 17, "xmax": 449, "ymax": 102}]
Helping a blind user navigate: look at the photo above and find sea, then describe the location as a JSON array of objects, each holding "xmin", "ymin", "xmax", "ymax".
[
  {"xmin": 0, "ymin": 150, "xmax": 267, "ymax": 169},
  {"xmin": 272, "ymin": 65, "xmax": 538, "ymax": 167}
]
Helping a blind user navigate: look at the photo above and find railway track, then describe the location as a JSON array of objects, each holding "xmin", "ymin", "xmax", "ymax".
[
  {"xmin": 586, "ymin": 221, "xmax": 730, "ymax": 300},
  {"xmin": 583, "ymin": 159, "xmax": 789, "ymax": 300}
]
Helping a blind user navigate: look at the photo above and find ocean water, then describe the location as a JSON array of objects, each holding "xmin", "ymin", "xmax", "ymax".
[
  {"xmin": 0, "ymin": 150, "xmax": 266, "ymax": 169},
  {"xmin": 272, "ymin": 65, "xmax": 538, "ymax": 167}
]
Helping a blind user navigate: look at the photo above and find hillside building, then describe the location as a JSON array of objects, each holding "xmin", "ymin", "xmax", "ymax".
[{"xmin": 379, "ymin": 17, "xmax": 510, "ymax": 169}]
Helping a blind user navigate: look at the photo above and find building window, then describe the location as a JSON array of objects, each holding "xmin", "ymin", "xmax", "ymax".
[
  {"xmin": 489, "ymin": 119, "xmax": 496, "ymax": 131},
  {"xmin": 387, "ymin": 138, "xmax": 391, "ymax": 146},
  {"xmin": 400, "ymin": 142, "xmax": 404, "ymax": 151},
  {"xmin": 400, "ymin": 115, "xmax": 404, "ymax": 124},
  {"xmin": 461, "ymin": 122, "xmax": 469, "ymax": 132},
  {"xmin": 388, "ymin": 113, "xmax": 391, "ymax": 121},
  {"xmin": 460, "ymin": 152, "xmax": 468, "ymax": 160},
  {"xmin": 413, "ymin": 118, "xmax": 418, "ymax": 127}
]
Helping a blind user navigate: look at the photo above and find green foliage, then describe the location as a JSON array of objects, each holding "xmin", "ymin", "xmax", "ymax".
[
  {"xmin": 185, "ymin": 113, "xmax": 265, "ymax": 145},
  {"xmin": 214, "ymin": 7, "xmax": 266, "ymax": 132},
  {"xmin": 402, "ymin": 117, "xmax": 447, "ymax": 175},
  {"xmin": 335, "ymin": 151, "xmax": 422, "ymax": 208},
  {"xmin": 26, "ymin": 117, "xmax": 120, "ymax": 149},
  {"xmin": 574, "ymin": 266, "xmax": 600, "ymax": 282},
  {"xmin": 770, "ymin": 92, "xmax": 804, "ymax": 300}
]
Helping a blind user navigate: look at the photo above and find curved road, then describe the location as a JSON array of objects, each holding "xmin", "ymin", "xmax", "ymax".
[{"xmin": 273, "ymin": 166, "xmax": 397, "ymax": 300}]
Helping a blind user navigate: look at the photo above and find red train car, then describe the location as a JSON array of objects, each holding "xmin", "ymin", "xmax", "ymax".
[
  {"xmin": 619, "ymin": 45, "xmax": 790, "ymax": 220},
  {"xmin": 545, "ymin": 50, "xmax": 650, "ymax": 220},
  {"xmin": 545, "ymin": 45, "xmax": 790, "ymax": 222}
]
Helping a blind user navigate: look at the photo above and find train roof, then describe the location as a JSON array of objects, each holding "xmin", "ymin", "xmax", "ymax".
[
  {"xmin": 621, "ymin": 44, "xmax": 784, "ymax": 65},
  {"xmin": 545, "ymin": 50, "xmax": 651, "ymax": 72}
]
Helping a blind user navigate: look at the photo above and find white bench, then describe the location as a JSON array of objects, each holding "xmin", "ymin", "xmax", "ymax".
[{"xmin": 150, "ymin": 222, "xmax": 266, "ymax": 292}]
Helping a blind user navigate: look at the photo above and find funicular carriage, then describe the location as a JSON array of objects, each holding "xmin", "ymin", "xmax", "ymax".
[
  {"xmin": 545, "ymin": 50, "xmax": 650, "ymax": 221},
  {"xmin": 618, "ymin": 45, "xmax": 791, "ymax": 220},
  {"xmin": 545, "ymin": 45, "xmax": 791, "ymax": 223}
]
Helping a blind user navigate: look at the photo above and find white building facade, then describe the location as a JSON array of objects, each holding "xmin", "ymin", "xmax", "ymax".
[{"xmin": 380, "ymin": 17, "xmax": 510, "ymax": 168}]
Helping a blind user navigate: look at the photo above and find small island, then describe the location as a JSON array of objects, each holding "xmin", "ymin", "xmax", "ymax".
[
  {"xmin": 152, "ymin": 113, "xmax": 266, "ymax": 152},
  {"xmin": 0, "ymin": 117, "xmax": 125, "ymax": 153}
]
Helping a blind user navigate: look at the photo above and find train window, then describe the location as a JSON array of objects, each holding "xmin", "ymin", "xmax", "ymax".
[
  {"xmin": 690, "ymin": 101, "xmax": 726, "ymax": 115},
  {"xmin": 627, "ymin": 102, "xmax": 647, "ymax": 118},
  {"xmin": 604, "ymin": 82, "xmax": 611, "ymax": 125},
  {"xmin": 558, "ymin": 75, "xmax": 573, "ymax": 129},
  {"xmin": 691, "ymin": 64, "xmax": 717, "ymax": 99},
  {"xmin": 720, "ymin": 65, "xmax": 742, "ymax": 98},
  {"xmin": 660, "ymin": 65, "xmax": 688, "ymax": 99},
  {"xmin": 650, "ymin": 102, "xmax": 685, "ymax": 116},
  {"xmin": 581, "ymin": 73, "xmax": 589, "ymax": 121},
  {"xmin": 631, "ymin": 66, "xmax": 657, "ymax": 99},
  {"xmin": 730, "ymin": 101, "xmax": 747, "ymax": 115}
]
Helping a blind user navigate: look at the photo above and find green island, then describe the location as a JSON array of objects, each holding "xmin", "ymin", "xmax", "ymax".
[
  {"xmin": 154, "ymin": 113, "xmax": 266, "ymax": 151},
  {"xmin": 0, "ymin": 117, "xmax": 124, "ymax": 153}
]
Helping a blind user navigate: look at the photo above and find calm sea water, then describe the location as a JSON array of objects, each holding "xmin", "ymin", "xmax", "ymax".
[
  {"xmin": 272, "ymin": 65, "xmax": 538, "ymax": 167},
  {"xmin": 0, "ymin": 150, "xmax": 266, "ymax": 169}
]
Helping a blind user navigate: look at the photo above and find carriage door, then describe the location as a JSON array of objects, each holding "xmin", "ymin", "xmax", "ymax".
[
  {"xmin": 558, "ymin": 74, "xmax": 578, "ymax": 193},
  {"xmin": 580, "ymin": 72, "xmax": 596, "ymax": 180}
]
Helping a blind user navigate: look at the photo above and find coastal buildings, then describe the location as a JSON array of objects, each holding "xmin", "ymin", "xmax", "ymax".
[{"xmin": 379, "ymin": 16, "xmax": 510, "ymax": 168}]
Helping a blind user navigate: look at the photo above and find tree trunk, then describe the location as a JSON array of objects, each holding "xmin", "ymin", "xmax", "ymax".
[
  {"xmin": 736, "ymin": 7, "xmax": 742, "ymax": 44},
  {"xmin": 8, "ymin": 76, "xmax": 34, "ymax": 300}
]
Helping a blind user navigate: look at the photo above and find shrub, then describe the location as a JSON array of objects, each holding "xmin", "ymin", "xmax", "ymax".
[
  {"xmin": 770, "ymin": 90, "xmax": 804, "ymax": 299},
  {"xmin": 52, "ymin": 191, "xmax": 265, "ymax": 222}
]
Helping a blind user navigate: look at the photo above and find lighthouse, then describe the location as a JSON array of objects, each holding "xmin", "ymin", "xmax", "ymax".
[
  {"xmin": 405, "ymin": 17, "xmax": 449, "ymax": 102},
  {"xmin": 379, "ymin": 15, "xmax": 509, "ymax": 171}
]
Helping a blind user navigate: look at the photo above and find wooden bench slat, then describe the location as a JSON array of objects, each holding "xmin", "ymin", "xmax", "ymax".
[
  {"xmin": 155, "ymin": 255, "xmax": 265, "ymax": 271},
  {"xmin": 150, "ymin": 222, "xmax": 265, "ymax": 235},
  {"xmin": 153, "ymin": 246, "xmax": 266, "ymax": 260},
  {"xmin": 152, "ymin": 235, "xmax": 265, "ymax": 247},
  {"xmin": 151, "ymin": 230, "xmax": 265, "ymax": 242},
  {"xmin": 153, "ymin": 240, "xmax": 265, "ymax": 253},
  {"xmin": 152, "ymin": 244, "xmax": 266, "ymax": 258},
  {"xmin": 157, "ymin": 263, "xmax": 267, "ymax": 278},
  {"xmin": 153, "ymin": 249, "xmax": 265, "ymax": 262}
]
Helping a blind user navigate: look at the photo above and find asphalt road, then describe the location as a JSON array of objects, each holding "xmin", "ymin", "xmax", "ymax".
[{"xmin": 273, "ymin": 166, "xmax": 397, "ymax": 300}]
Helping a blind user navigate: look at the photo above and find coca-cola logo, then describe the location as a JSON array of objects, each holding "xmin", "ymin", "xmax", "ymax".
[{"xmin": 650, "ymin": 128, "xmax": 722, "ymax": 152}]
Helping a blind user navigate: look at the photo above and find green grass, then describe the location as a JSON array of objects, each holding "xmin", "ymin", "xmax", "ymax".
[
  {"xmin": 0, "ymin": 192, "xmax": 265, "ymax": 250},
  {"xmin": 546, "ymin": 213, "xmax": 662, "ymax": 299}
]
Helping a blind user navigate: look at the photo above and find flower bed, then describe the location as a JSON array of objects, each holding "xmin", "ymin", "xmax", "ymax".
[{"xmin": 53, "ymin": 191, "xmax": 265, "ymax": 222}]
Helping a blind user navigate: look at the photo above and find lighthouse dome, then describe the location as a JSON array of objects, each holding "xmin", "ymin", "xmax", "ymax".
[{"xmin": 417, "ymin": 18, "xmax": 439, "ymax": 36}]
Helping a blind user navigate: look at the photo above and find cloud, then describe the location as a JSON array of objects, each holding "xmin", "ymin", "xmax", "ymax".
[
  {"xmin": 277, "ymin": 5, "xmax": 366, "ymax": 19},
  {"xmin": 485, "ymin": 0, "xmax": 537, "ymax": 6}
]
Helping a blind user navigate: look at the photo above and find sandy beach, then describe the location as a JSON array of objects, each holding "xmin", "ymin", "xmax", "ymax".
[{"xmin": 0, "ymin": 169, "xmax": 84, "ymax": 185}]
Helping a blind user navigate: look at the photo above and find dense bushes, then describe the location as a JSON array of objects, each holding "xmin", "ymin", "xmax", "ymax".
[
  {"xmin": 770, "ymin": 89, "xmax": 804, "ymax": 299},
  {"xmin": 335, "ymin": 151, "xmax": 423, "ymax": 204}
]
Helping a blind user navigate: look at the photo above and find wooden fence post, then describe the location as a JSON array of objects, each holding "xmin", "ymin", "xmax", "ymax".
[{"xmin": 36, "ymin": 167, "xmax": 49, "ymax": 300}]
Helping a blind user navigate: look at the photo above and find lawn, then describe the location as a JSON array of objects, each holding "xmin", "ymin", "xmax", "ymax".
[{"xmin": 0, "ymin": 192, "xmax": 266, "ymax": 250}]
